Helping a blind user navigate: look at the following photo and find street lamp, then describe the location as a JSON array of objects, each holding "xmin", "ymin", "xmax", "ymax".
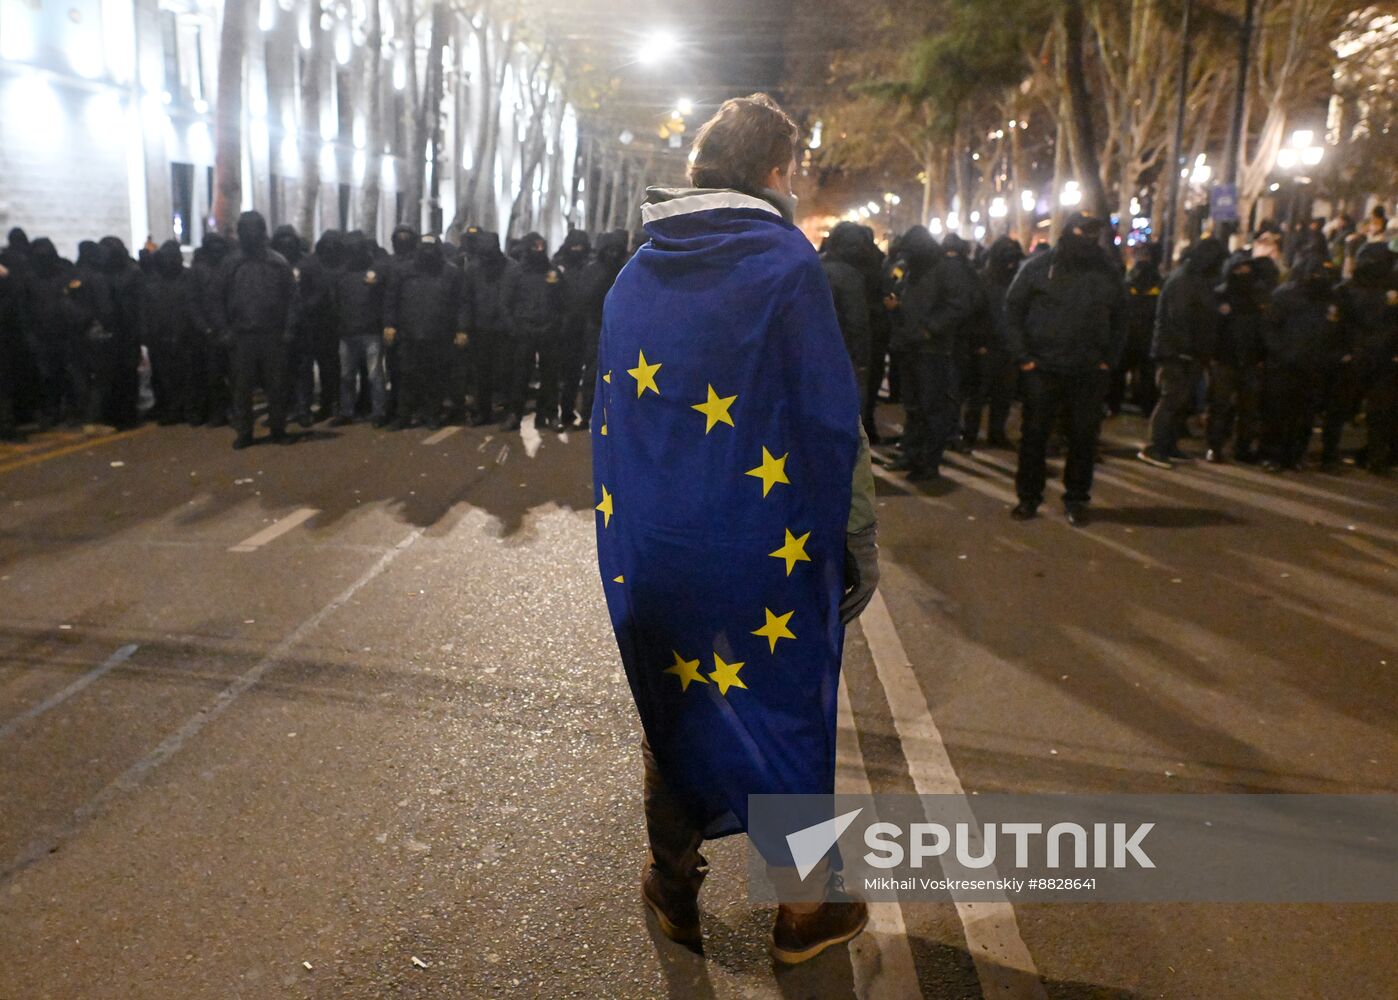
[
  {"xmin": 1020, "ymin": 189, "xmax": 1036, "ymax": 213},
  {"xmin": 1059, "ymin": 181, "xmax": 1082, "ymax": 207},
  {"xmin": 989, "ymin": 197, "xmax": 1008, "ymax": 219},
  {"xmin": 676, "ymin": 97, "xmax": 694, "ymax": 116}
]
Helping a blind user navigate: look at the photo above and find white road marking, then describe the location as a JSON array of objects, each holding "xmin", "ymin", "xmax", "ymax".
[
  {"xmin": 861, "ymin": 590, "xmax": 1047, "ymax": 999},
  {"xmin": 0, "ymin": 644, "xmax": 139, "ymax": 741},
  {"xmin": 1, "ymin": 530, "xmax": 424, "ymax": 884},
  {"xmin": 228, "ymin": 507, "xmax": 319, "ymax": 553},
  {"xmin": 520, "ymin": 413, "xmax": 543, "ymax": 458},
  {"xmin": 423, "ymin": 426, "xmax": 460, "ymax": 446},
  {"xmin": 1333, "ymin": 533, "xmax": 1398, "ymax": 571},
  {"xmin": 836, "ymin": 674, "xmax": 921, "ymax": 998}
]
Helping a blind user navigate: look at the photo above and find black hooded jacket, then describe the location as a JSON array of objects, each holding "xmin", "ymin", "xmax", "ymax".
[
  {"xmin": 141, "ymin": 240, "xmax": 199, "ymax": 347},
  {"xmin": 553, "ymin": 229, "xmax": 592, "ymax": 321},
  {"xmin": 461, "ymin": 231, "xmax": 518, "ymax": 335},
  {"xmin": 887, "ymin": 226, "xmax": 939, "ymax": 353},
  {"xmin": 1266, "ymin": 255, "xmax": 1350, "ymax": 367},
  {"xmin": 903, "ymin": 231, "xmax": 984, "ymax": 357},
  {"xmin": 821, "ymin": 222, "xmax": 873, "ymax": 372},
  {"xmin": 1151, "ymin": 238, "xmax": 1227, "ymax": 362},
  {"xmin": 25, "ymin": 239, "xmax": 82, "ymax": 356},
  {"xmin": 501, "ymin": 233, "xmax": 564, "ymax": 337},
  {"xmin": 1339, "ymin": 243, "xmax": 1398, "ymax": 363},
  {"xmin": 213, "ymin": 212, "xmax": 296, "ymax": 340},
  {"xmin": 98, "ymin": 236, "xmax": 143, "ymax": 345},
  {"xmin": 1213, "ymin": 253, "xmax": 1269, "ymax": 369},
  {"xmin": 1005, "ymin": 215, "xmax": 1128, "ymax": 373},
  {"xmin": 384, "ymin": 239, "xmax": 463, "ymax": 342},
  {"xmin": 982, "ymin": 237, "xmax": 1026, "ymax": 353},
  {"xmin": 189, "ymin": 235, "xmax": 229, "ymax": 336},
  {"xmin": 332, "ymin": 236, "xmax": 387, "ymax": 341}
]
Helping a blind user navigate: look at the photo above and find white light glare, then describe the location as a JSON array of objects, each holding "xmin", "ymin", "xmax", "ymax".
[
  {"xmin": 1021, "ymin": 189, "xmax": 1036, "ymax": 213},
  {"xmin": 928, "ymin": 218, "xmax": 944, "ymax": 236},
  {"xmin": 637, "ymin": 31, "xmax": 679, "ymax": 66},
  {"xmin": 1291, "ymin": 129, "xmax": 1314, "ymax": 148},
  {"xmin": 676, "ymin": 97, "xmax": 694, "ymax": 116},
  {"xmin": 1301, "ymin": 145, "xmax": 1324, "ymax": 167},
  {"xmin": 1059, "ymin": 181, "xmax": 1082, "ymax": 207},
  {"xmin": 1276, "ymin": 148, "xmax": 1299, "ymax": 170},
  {"xmin": 988, "ymin": 197, "xmax": 1008, "ymax": 219}
]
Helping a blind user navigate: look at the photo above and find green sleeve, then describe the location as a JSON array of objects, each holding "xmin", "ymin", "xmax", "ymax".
[{"xmin": 847, "ymin": 422, "xmax": 876, "ymax": 534}]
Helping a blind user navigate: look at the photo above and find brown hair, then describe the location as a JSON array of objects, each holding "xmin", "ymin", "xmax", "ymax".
[{"xmin": 687, "ymin": 93, "xmax": 800, "ymax": 194}]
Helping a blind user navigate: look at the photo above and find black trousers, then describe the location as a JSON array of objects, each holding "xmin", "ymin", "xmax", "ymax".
[
  {"xmin": 1148, "ymin": 358, "xmax": 1200, "ymax": 456},
  {"xmin": 1016, "ymin": 367, "xmax": 1109, "ymax": 506},
  {"xmin": 397, "ymin": 337, "xmax": 448, "ymax": 423},
  {"xmin": 962, "ymin": 346, "xmax": 1016, "ymax": 444},
  {"xmin": 555, "ymin": 317, "xmax": 588, "ymax": 423},
  {"xmin": 1205, "ymin": 361, "xmax": 1262, "ymax": 457},
  {"xmin": 232, "ymin": 334, "xmax": 287, "ymax": 438},
  {"xmin": 1360, "ymin": 359, "xmax": 1398, "ymax": 471},
  {"xmin": 148, "ymin": 337, "xmax": 192, "ymax": 424},
  {"xmin": 899, "ymin": 351, "xmax": 956, "ymax": 473},
  {"xmin": 470, "ymin": 328, "xmax": 507, "ymax": 420},
  {"xmin": 506, "ymin": 330, "xmax": 562, "ymax": 421}
]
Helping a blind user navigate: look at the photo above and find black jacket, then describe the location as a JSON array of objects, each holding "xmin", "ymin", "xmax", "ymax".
[
  {"xmin": 1213, "ymin": 254, "xmax": 1268, "ymax": 369},
  {"xmin": 140, "ymin": 241, "xmax": 199, "ymax": 347},
  {"xmin": 980, "ymin": 237, "xmax": 1025, "ymax": 354},
  {"xmin": 896, "ymin": 234, "xmax": 984, "ymax": 356},
  {"xmin": 385, "ymin": 249, "xmax": 463, "ymax": 342},
  {"xmin": 1266, "ymin": 256, "xmax": 1350, "ymax": 368},
  {"xmin": 1005, "ymin": 247, "xmax": 1127, "ymax": 373},
  {"xmin": 461, "ymin": 234, "xmax": 516, "ymax": 335},
  {"xmin": 332, "ymin": 250, "xmax": 386, "ymax": 341},
  {"xmin": 1339, "ymin": 244, "xmax": 1398, "ymax": 363},
  {"xmin": 1150, "ymin": 239, "xmax": 1227, "ymax": 362},
  {"xmin": 821, "ymin": 223, "xmax": 873, "ymax": 373},
  {"xmin": 213, "ymin": 249, "xmax": 295, "ymax": 340},
  {"xmin": 502, "ymin": 251, "xmax": 564, "ymax": 337}
]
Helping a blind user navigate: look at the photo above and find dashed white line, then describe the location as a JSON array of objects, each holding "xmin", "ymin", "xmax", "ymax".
[
  {"xmin": 228, "ymin": 507, "xmax": 319, "ymax": 552},
  {"xmin": 0, "ymin": 644, "xmax": 139, "ymax": 740},
  {"xmin": 423, "ymin": 426, "xmax": 461, "ymax": 446}
]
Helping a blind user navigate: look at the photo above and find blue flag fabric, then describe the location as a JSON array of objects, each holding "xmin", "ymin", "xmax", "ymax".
[{"xmin": 591, "ymin": 190, "xmax": 861, "ymax": 852}]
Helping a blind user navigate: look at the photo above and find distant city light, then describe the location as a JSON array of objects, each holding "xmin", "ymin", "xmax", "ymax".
[
  {"xmin": 677, "ymin": 97, "xmax": 694, "ymax": 116},
  {"xmin": 988, "ymin": 197, "xmax": 1008, "ymax": 219},
  {"xmin": 1020, "ymin": 189, "xmax": 1036, "ymax": 213},
  {"xmin": 1291, "ymin": 129, "xmax": 1314, "ymax": 149},
  {"xmin": 929, "ymin": 218, "xmax": 944, "ymax": 236},
  {"xmin": 809, "ymin": 121, "xmax": 823, "ymax": 150},
  {"xmin": 1059, "ymin": 181, "xmax": 1082, "ymax": 207}
]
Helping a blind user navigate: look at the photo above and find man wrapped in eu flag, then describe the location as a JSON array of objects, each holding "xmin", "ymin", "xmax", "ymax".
[{"xmin": 590, "ymin": 94, "xmax": 878, "ymax": 964}]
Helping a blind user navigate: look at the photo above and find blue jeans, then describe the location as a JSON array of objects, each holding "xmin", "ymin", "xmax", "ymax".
[{"xmin": 339, "ymin": 335, "xmax": 386, "ymax": 420}]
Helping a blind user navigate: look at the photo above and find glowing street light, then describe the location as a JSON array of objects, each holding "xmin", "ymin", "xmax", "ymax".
[
  {"xmin": 1020, "ymin": 189, "xmax": 1036, "ymax": 213},
  {"xmin": 1059, "ymin": 181, "xmax": 1082, "ymax": 207},
  {"xmin": 676, "ymin": 97, "xmax": 694, "ymax": 116},
  {"xmin": 988, "ymin": 197, "xmax": 1008, "ymax": 219},
  {"xmin": 637, "ymin": 30, "xmax": 679, "ymax": 66}
]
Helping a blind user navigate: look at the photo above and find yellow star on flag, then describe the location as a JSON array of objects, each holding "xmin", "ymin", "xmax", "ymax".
[
  {"xmin": 596, "ymin": 485, "xmax": 614, "ymax": 527},
  {"xmin": 769, "ymin": 529, "xmax": 811, "ymax": 576},
  {"xmin": 745, "ymin": 447, "xmax": 790, "ymax": 496},
  {"xmin": 665, "ymin": 650, "xmax": 707, "ymax": 692},
  {"xmin": 691, "ymin": 384, "xmax": 737, "ymax": 433},
  {"xmin": 708, "ymin": 652, "xmax": 747, "ymax": 695},
  {"xmin": 752, "ymin": 608, "xmax": 796, "ymax": 653},
  {"xmin": 603, "ymin": 371, "xmax": 612, "ymax": 384},
  {"xmin": 627, "ymin": 351, "xmax": 661, "ymax": 397},
  {"xmin": 613, "ymin": 575, "xmax": 624, "ymax": 583}
]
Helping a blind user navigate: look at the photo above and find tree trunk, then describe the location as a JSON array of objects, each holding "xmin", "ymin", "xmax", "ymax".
[
  {"xmin": 360, "ymin": 0, "xmax": 384, "ymax": 235},
  {"xmin": 1061, "ymin": 0, "xmax": 1110, "ymax": 219},
  {"xmin": 1050, "ymin": 87, "xmax": 1072, "ymax": 240},
  {"xmin": 212, "ymin": 0, "xmax": 248, "ymax": 235},
  {"xmin": 397, "ymin": 0, "xmax": 421, "ymax": 226},
  {"xmin": 407, "ymin": 0, "xmax": 447, "ymax": 235},
  {"xmin": 295, "ymin": 5, "xmax": 326, "ymax": 238}
]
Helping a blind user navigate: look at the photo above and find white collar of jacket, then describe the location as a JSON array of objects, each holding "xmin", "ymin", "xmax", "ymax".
[{"xmin": 641, "ymin": 187, "xmax": 785, "ymax": 225}]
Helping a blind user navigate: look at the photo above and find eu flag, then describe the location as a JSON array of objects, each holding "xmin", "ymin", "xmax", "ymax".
[{"xmin": 591, "ymin": 189, "xmax": 861, "ymax": 850}]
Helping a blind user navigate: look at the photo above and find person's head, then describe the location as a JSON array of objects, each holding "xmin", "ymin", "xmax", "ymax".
[
  {"xmin": 391, "ymin": 224, "xmax": 419, "ymax": 257},
  {"xmin": 1186, "ymin": 236, "xmax": 1227, "ymax": 279},
  {"xmin": 29, "ymin": 237, "xmax": 59, "ymax": 275},
  {"xmin": 77, "ymin": 240, "xmax": 102, "ymax": 269},
  {"xmin": 1222, "ymin": 252, "xmax": 1255, "ymax": 291},
  {"xmin": 99, "ymin": 235, "xmax": 130, "ymax": 269},
  {"xmin": 236, "ymin": 211, "xmax": 269, "ymax": 255},
  {"xmin": 340, "ymin": 233, "xmax": 372, "ymax": 272},
  {"xmin": 686, "ymin": 93, "xmax": 800, "ymax": 198},
  {"xmin": 416, "ymin": 234, "xmax": 444, "ymax": 272},
  {"xmin": 1353, "ymin": 241, "xmax": 1395, "ymax": 287},
  {"xmin": 1294, "ymin": 253, "xmax": 1336, "ymax": 293},
  {"xmin": 155, "ymin": 239, "xmax": 184, "ymax": 277},
  {"xmin": 520, "ymin": 231, "xmax": 549, "ymax": 270},
  {"xmin": 940, "ymin": 232, "xmax": 970, "ymax": 259},
  {"xmin": 1056, "ymin": 212, "xmax": 1107, "ymax": 268},
  {"xmin": 558, "ymin": 229, "xmax": 590, "ymax": 263},
  {"xmin": 986, "ymin": 236, "xmax": 1025, "ymax": 282},
  {"xmin": 596, "ymin": 229, "xmax": 629, "ymax": 267},
  {"xmin": 198, "ymin": 232, "xmax": 230, "ymax": 267},
  {"xmin": 7, "ymin": 228, "xmax": 29, "ymax": 254},
  {"xmin": 271, "ymin": 224, "xmax": 303, "ymax": 263},
  {"xmin": 314, "ymin": 229, "xmax": 345, "ymax": 268}
]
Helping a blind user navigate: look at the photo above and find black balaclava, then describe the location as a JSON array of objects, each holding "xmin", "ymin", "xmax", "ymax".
[
  {"xmin": 416, "ymin": 235, "xmax": 445, "ymax": 274},
  {"xmin": 521, "ymin": 231, "xmax": 549, "ymax": 273},
  {"xmin": 391, "ymin": 225, "xmax": 419, "ymax": 258},
  {"xmin": 1056, "ymin": 212, "xmax": 1107, "ymax": 270},
  {"xmin": 899, "ymin": 226, "xmax": 940, "ymax": 280},
  {"xmin": 99, "ymin": 236, "xmax": 131, "ymax": 273},
  {"xmin": 557, "ymin": 229, "xmax": 590, "ymax": 268},
  {"xmin": 1353, "ymin": 242, "xmax": 1396, "ymax": 288},
  {"xmin": 941, "ymin": 232, "xmax": 970, "ymax": 259},
  {"xmin": 342, "ymin": 234, "xmax": 373, "ymax": 272},
  {"xmin": 7, "ymin": 228, "xmax": 30, "ymax": 256},
  {"xmin": 236, "ymin": 211, "xmax": 269, "ymax": 256},
  {"xmin": 315, "ymin": 229, "xmax": 346, "ymax": 270},
  {"xmin": 1220, "ymin": 253, "xmax": 1255, "ymax": 297},
  {"xmin": 30, "ymin": 238, "xmax": 61, "ymax": 277},
  {"xmin": 77, "ymin": 241, "xmax": 102, "ymax": 270},
  {"xmin": 198, "ymin": 233, "xmax": 230, "ymax": 269},
  {"xmin": 270, "ymin": 224, "xmax": 303, "ymax": 265},
  {"xmin": 1295, "ymin": 254, "xmax": 1336, "ymax": 297},
  {"xmin": 155, "ymin": 239, "xmax": 184, "ymax": 279},
  {"xmin": 986, "ymin": 236, "xmax": 1025, "ymax": 284},
  {"xmin": 1186, "ymin": 237, "xmax": 1228, "ymax": 281}
]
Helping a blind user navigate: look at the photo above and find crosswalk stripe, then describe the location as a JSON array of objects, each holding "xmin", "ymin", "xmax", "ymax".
[{"xmin": 228, "ymin": 507, "xmax": 319, "ymax": 552}]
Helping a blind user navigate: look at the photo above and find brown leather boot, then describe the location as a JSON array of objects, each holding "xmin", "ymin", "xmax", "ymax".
[
  {"xmin": 641, "ymin": 866, "xmax": 702, "ymax": 948},
  {"xmin": 771, "ymin": 890, "xmax": 869, "ymax": 965}
]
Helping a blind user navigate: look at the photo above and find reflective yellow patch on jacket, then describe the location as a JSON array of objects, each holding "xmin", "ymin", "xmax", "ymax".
[{"xmin": 545, "ymin": 270, "xmax": 559, "ymax": 284}]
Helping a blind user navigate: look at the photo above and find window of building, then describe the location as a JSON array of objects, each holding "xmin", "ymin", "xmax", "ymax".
[{"xmin": 171, "ymin": 162, "xmax": 195, "ymax": 246}]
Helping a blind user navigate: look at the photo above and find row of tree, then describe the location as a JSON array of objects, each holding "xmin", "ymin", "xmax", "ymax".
[
  {"xmin": 209, "ymin": 0, "xmax": 664, "ymax": 242},
  {"xmin": 789, "ymin": 0, "xmax": 1398, "ymax": 245}
]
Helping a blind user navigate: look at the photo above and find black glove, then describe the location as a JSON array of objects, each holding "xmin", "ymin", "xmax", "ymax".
[{"xmin": 839, "ymin": 524, "xmax": 879, "ymax": 624}]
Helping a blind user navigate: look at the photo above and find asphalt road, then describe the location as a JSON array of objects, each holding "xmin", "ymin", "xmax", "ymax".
[{"xmin": 0, "ymin": 410, "xmax": 1394, "ymax": 999}]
